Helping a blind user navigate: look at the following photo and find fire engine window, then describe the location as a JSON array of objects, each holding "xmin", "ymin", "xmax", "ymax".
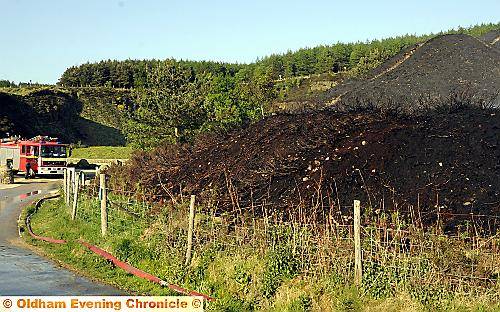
[
  {"xmin": 41, "ymin": 145, "xmax": 67, "ymax": 158},
  {"xmin": 33, "ymin": 146, "xmax": 39, "ymax": 156},
  {"xmin": 21, "ymin": 145, "xmax": 26, "ymax": 154}
]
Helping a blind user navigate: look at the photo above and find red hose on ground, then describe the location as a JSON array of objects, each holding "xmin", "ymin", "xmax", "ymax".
[
  {"xmin": 78, "ymin": 240, "xmax": 215, "ymax": 302},
  {"xmin": 25, "ymin": 193, "xmax": 215, "ymax": 301},
  {"xmin": 26, "ymin": 222, "xmax": 67, "ymax": 244},
  {"xmin": 25, "ymin": 195, "xmax": 67, "ymax": 244}
]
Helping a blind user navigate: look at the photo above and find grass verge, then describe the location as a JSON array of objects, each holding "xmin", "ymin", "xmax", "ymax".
[{"xmin": 21, "ymin": 193, "xmax": 500, "ymax": 311}]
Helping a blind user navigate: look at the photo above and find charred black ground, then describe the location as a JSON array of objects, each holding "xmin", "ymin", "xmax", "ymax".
[
  {"xmin": 110, "ymin": 106, "xmax": 500, "ymax": 233},
  {"xmin": 325, "ymin": 34, "xmax": 500, "ymax": 113}
]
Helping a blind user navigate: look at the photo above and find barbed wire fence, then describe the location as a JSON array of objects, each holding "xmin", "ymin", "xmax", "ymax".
[{"xmin": 63, "ymin": 168, "xmax": 500, "ymax": 297}]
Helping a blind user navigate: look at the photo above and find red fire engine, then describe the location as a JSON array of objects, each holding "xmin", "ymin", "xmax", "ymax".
[{"xmin": 0, "ymin": 136, "xmax": 68, "ymax": 177}]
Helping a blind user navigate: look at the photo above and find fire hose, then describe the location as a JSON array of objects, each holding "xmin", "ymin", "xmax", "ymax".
[{"xmin": 24, "ymin": 193, "xmax": 214, "ymax": 301}]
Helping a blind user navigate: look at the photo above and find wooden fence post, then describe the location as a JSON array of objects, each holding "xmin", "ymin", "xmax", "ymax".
[
  {"xmin": 66, "ymin": 168, "xmax": 74, "ymax": 206},
  {"xmin": 71, "ymin": 171, "xmax": 80, "ymax": 220},
  {"xmin": 185, "ymin": 195, "xmax": 196, "ymax": 266},
  {"xmin": 354, "ymin": 199, "xmax": 362, "ymax": 286},
  {"xmin": 63, "ymin": 169, "xmax": 68, "ymax": 204},
  {"xmin": 100, "ymin": 174, "xmax": 108, "ymax": 236}
]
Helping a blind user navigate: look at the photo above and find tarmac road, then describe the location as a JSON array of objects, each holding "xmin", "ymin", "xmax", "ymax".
[{"xmin": 0, "ymin": 179, "xmax": 123, "ymax": 295}]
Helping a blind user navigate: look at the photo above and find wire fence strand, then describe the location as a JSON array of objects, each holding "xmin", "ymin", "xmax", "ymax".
[{"xmin": 66, "ymin": 177, "xmax": 500, "ymax": 294}]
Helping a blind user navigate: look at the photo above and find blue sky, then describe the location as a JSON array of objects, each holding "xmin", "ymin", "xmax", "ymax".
[{"xmin": 1, "ymin": 0, "xmax": 499, "ymax": 84}]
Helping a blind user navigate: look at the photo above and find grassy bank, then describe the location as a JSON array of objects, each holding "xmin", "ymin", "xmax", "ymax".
[{"xmin": 22, "ymin": 191, "xmax": 500, "ymax": 311}]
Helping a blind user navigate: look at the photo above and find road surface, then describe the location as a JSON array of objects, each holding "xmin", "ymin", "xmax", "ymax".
[{"xmin": 0, "ymin": 180, "xmax": 123, "ymax": 295}]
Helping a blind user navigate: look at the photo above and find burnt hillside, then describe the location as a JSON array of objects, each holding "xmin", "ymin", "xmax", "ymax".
[
  {"xmin": 325, "ymin": 34, "xmax": 500, "ymax": 113},
  {"xmin": 481, "ymin": 29, "xmax": 500, "ymax": 48},
  {"xmin": 108, "ymin": 31, "xmax": 500, "ymax": 233}
]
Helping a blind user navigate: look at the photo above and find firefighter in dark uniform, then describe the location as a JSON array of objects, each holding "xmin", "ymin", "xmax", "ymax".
[{"xmin": 25, "ymin": 162, "xmax": 32, "ymax": 179}]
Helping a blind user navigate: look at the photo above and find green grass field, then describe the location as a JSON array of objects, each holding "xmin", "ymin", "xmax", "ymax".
[{"xmin": 70, "ymin": 146, "xmax": 133, "ymax": 159}]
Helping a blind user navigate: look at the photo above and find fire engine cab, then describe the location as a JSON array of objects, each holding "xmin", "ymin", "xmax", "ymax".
[{"xmin": 0, "ymin": 136, "xmax": 68, "ymax": 176}]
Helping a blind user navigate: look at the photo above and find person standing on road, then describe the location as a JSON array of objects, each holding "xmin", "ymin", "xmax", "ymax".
[{"xmin": 25, "ymin": 162, "xmax": 32, "ymax": 179}]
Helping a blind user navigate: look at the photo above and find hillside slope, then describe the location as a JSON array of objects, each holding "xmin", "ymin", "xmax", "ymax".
[
  {"xmin": 328, "ymin": 35, "xmax": 500, "ymax": 112},
  {"xmin": 324, "ymin": 34, "xmax": 500, "ymax": 113},
  {"xmin": 481, "ymin": 29, "xmax": 500, "ymax": 48},
  {"xmin": 0, "ymin": 88, "xmax": 80, "ymax": 141},
  {"xmin": 0, "ymin": 87, "xmax": 130, "ymax": 145}
]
